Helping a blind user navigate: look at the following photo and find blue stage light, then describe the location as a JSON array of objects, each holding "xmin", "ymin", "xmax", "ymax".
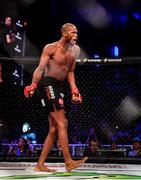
[
  {"xmin": 132, "ymin": 12, "xmax": 141, "ymax": 21},
  {"xmin": 111, "ymin": 45, "xmax": 119, "ymax": 57}
]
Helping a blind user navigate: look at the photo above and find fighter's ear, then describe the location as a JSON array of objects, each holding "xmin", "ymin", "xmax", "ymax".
[{"xmin": 63, "ymin": 32, "xmax": 67, "ymax": 37}]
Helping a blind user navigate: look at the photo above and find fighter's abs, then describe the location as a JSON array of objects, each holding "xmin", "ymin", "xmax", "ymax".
[{"xmin": 44, "ymin": 63, "xmax": 70, "ymax": 81}]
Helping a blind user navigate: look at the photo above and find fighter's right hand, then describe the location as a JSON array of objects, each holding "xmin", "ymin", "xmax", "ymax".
[
  {"xmin": 24, "ymin": 82, "xmax": 37, "ymax": 98},
  {"xmin": 71, "ymin": 87, "xmax": 83, "ymax": 104}
]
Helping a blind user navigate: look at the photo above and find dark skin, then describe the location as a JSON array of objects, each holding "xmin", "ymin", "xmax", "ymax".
[{"xmin": 28, "ymin": 23, "xmax": 87, "ymax": 172}]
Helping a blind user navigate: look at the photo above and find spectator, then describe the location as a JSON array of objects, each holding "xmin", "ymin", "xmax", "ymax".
[
  {"xmin": 132, "ymin": 122, "xmax": 141, "ymax": 140},
  {"xmin": 116, "ymin": 128, "xmax": 131, "ymax": 144},
  {"xmin": 21, "ymin": 122, "xmax": 37, "ymax": 144},
  {"xmin": 7, "ymin": 137, "xmax": 34, "ymax": 156},
  {"xmin": 128, "ymin": 137, "xmax": 141, "ymax": 157},
  {"xmin": 85, "ymin": 127, "xmax": 98, "ymax": 144},
  {"xmin": 110, "ymin": 141, "xmax": 118, "ymax": 150},
  {"xmin": 83, "ymin": 138, "xmax": 100, "ymax": 157},
  {"xmin": 1, "ymin": 16, "xmax": 16, "ymax": 57},
  {"xmin": 0, "ymin": 16, "xmax": 16, "ymax": 82}
]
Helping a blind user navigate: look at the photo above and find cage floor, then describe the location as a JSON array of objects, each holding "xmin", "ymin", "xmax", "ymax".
[{"xmin": 0, "ymin": 162, "xmax": 141, "ymax": 179}]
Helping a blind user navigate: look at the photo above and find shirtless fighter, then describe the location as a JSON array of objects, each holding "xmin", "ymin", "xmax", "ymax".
[{"xmin": 24, "ymin": 23, "xmax": 88, "ymax": 172}]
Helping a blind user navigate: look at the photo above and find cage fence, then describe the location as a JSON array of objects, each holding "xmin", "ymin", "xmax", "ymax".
[{"xmin": 0, "ymin": 58, "xmax": 141, "ymax": 149}]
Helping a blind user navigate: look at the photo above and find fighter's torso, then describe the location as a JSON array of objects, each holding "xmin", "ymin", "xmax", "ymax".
[{"xmin": 44, "ymin": 42, "xmax": 76, "ymax": 81}]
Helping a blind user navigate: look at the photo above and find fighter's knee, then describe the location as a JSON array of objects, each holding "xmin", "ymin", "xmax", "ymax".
[
  {"xmin": 49, "ymin": 126, "xmax": 57, "ymax": 134},
  {"xmin": 57, "ymin": 119, "xmax": 68, "ymax": 129}
]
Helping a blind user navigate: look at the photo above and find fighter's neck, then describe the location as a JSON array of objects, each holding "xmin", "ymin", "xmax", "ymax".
[{"xmin": 59, "ymin": 38, "xmax": 74, "ymax": 51}]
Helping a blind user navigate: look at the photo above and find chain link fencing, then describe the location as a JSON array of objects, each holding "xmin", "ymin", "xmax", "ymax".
[{"xmin": 0, "ymin": 58, "xmax": 141, "ymax": 149}]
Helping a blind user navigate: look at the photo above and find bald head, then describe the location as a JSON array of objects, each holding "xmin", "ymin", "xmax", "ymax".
[{"xmin": 61, "ymin": 23, "xmax": 76, "ymax": 34}]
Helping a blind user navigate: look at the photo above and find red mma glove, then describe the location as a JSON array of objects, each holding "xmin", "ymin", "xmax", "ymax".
[
  {"xmin": 71, "ymin": 87, "xmax": 83, "ymax": 104},
  {"xmin": 24, "ymin": 82, "xmax": 37, "ymax": 98}
]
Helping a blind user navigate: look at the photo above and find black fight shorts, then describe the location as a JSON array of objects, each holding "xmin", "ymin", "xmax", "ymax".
[{"xmin": 38, "ymin": 77, "xmax": 65, "ymax": 112}]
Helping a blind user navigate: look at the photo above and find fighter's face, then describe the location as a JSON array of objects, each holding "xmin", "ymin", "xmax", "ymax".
[{"xmin": 66, "ymin": 26, "xmax": 78, "ymax": 45}]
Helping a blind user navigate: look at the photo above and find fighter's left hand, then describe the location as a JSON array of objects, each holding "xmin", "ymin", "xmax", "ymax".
[{"xmin": 72, "ymin": 93, "xmax": 83, "ymax": 104}]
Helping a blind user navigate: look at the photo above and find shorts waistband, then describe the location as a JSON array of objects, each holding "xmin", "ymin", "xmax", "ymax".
[{"xmin": 42, "ymin": 76, "xmax": 62, "ymax": 85}]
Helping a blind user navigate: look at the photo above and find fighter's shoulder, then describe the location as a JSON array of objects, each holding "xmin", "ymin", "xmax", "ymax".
[
  {"xmin": 42, "ymin": 42, "xmax": 57, "ymax": 55},
  {"xmin": 44, "ymin": 42, "xmax": 58, "ymax": 50},
  {"xmin": 74, "ymin": 44, "xmax": 80, "ymax": 49},
  {"xmin": 73, "ymin": 44, "xmax": 80, "ymax": 51},
  {"xmin": 72, "ymin": 44, "xmax": 80, "ymax": 58}
]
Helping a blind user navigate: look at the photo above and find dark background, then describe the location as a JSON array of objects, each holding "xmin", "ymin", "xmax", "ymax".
[
  {"xmin": 0, "ymin": 0, "xmax": 141, "ymax": 57},
  {"xmin": 1, "ymin": 0, "xmax": 141, "ymax": 152},
  {"xmin": 1, "ymin": 59, "xmax": 141, "ymax": 145}
]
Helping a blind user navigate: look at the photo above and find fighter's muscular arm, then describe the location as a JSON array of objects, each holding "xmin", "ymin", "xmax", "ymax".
[
  {"xmin": 32, "ymin": 45, "xmax": 52, "ymax": 85},
  {"xmin": 67, "ymin": 45, "xmax": 82, "ymax": 103},
  {"xmin": 24, "ymin": 44, "xmax": 53, "ymax": 98},
  {"xmin": 67, "ymin": 45, "xmax": 80, "ymax": 90}
]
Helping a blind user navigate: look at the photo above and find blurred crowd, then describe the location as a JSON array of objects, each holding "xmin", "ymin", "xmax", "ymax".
[{"xmin": 1, "ymin": 122, "xmax": 141, "ymax": 158}]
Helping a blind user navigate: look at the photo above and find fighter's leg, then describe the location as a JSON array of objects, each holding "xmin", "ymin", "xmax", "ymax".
[
  {"xmin": 35, "ymin": 115, "xmax": 57, "ymax": 172},
  {"xmin": 50, "ymin": 109, "xmax": 88, "ymax": 172}
]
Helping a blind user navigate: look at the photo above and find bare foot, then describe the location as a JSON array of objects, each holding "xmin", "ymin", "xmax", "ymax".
[
  {"xmin": 0, "ymin": 78, "xmax": 3, "ymax": 83},
  {"xmin": 34, "ymin": 165, "xmax": 56, "ymax": 172},
  {"xmin": 65, "ymin": 156, "xmax": 88, "ymax": 172}
]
